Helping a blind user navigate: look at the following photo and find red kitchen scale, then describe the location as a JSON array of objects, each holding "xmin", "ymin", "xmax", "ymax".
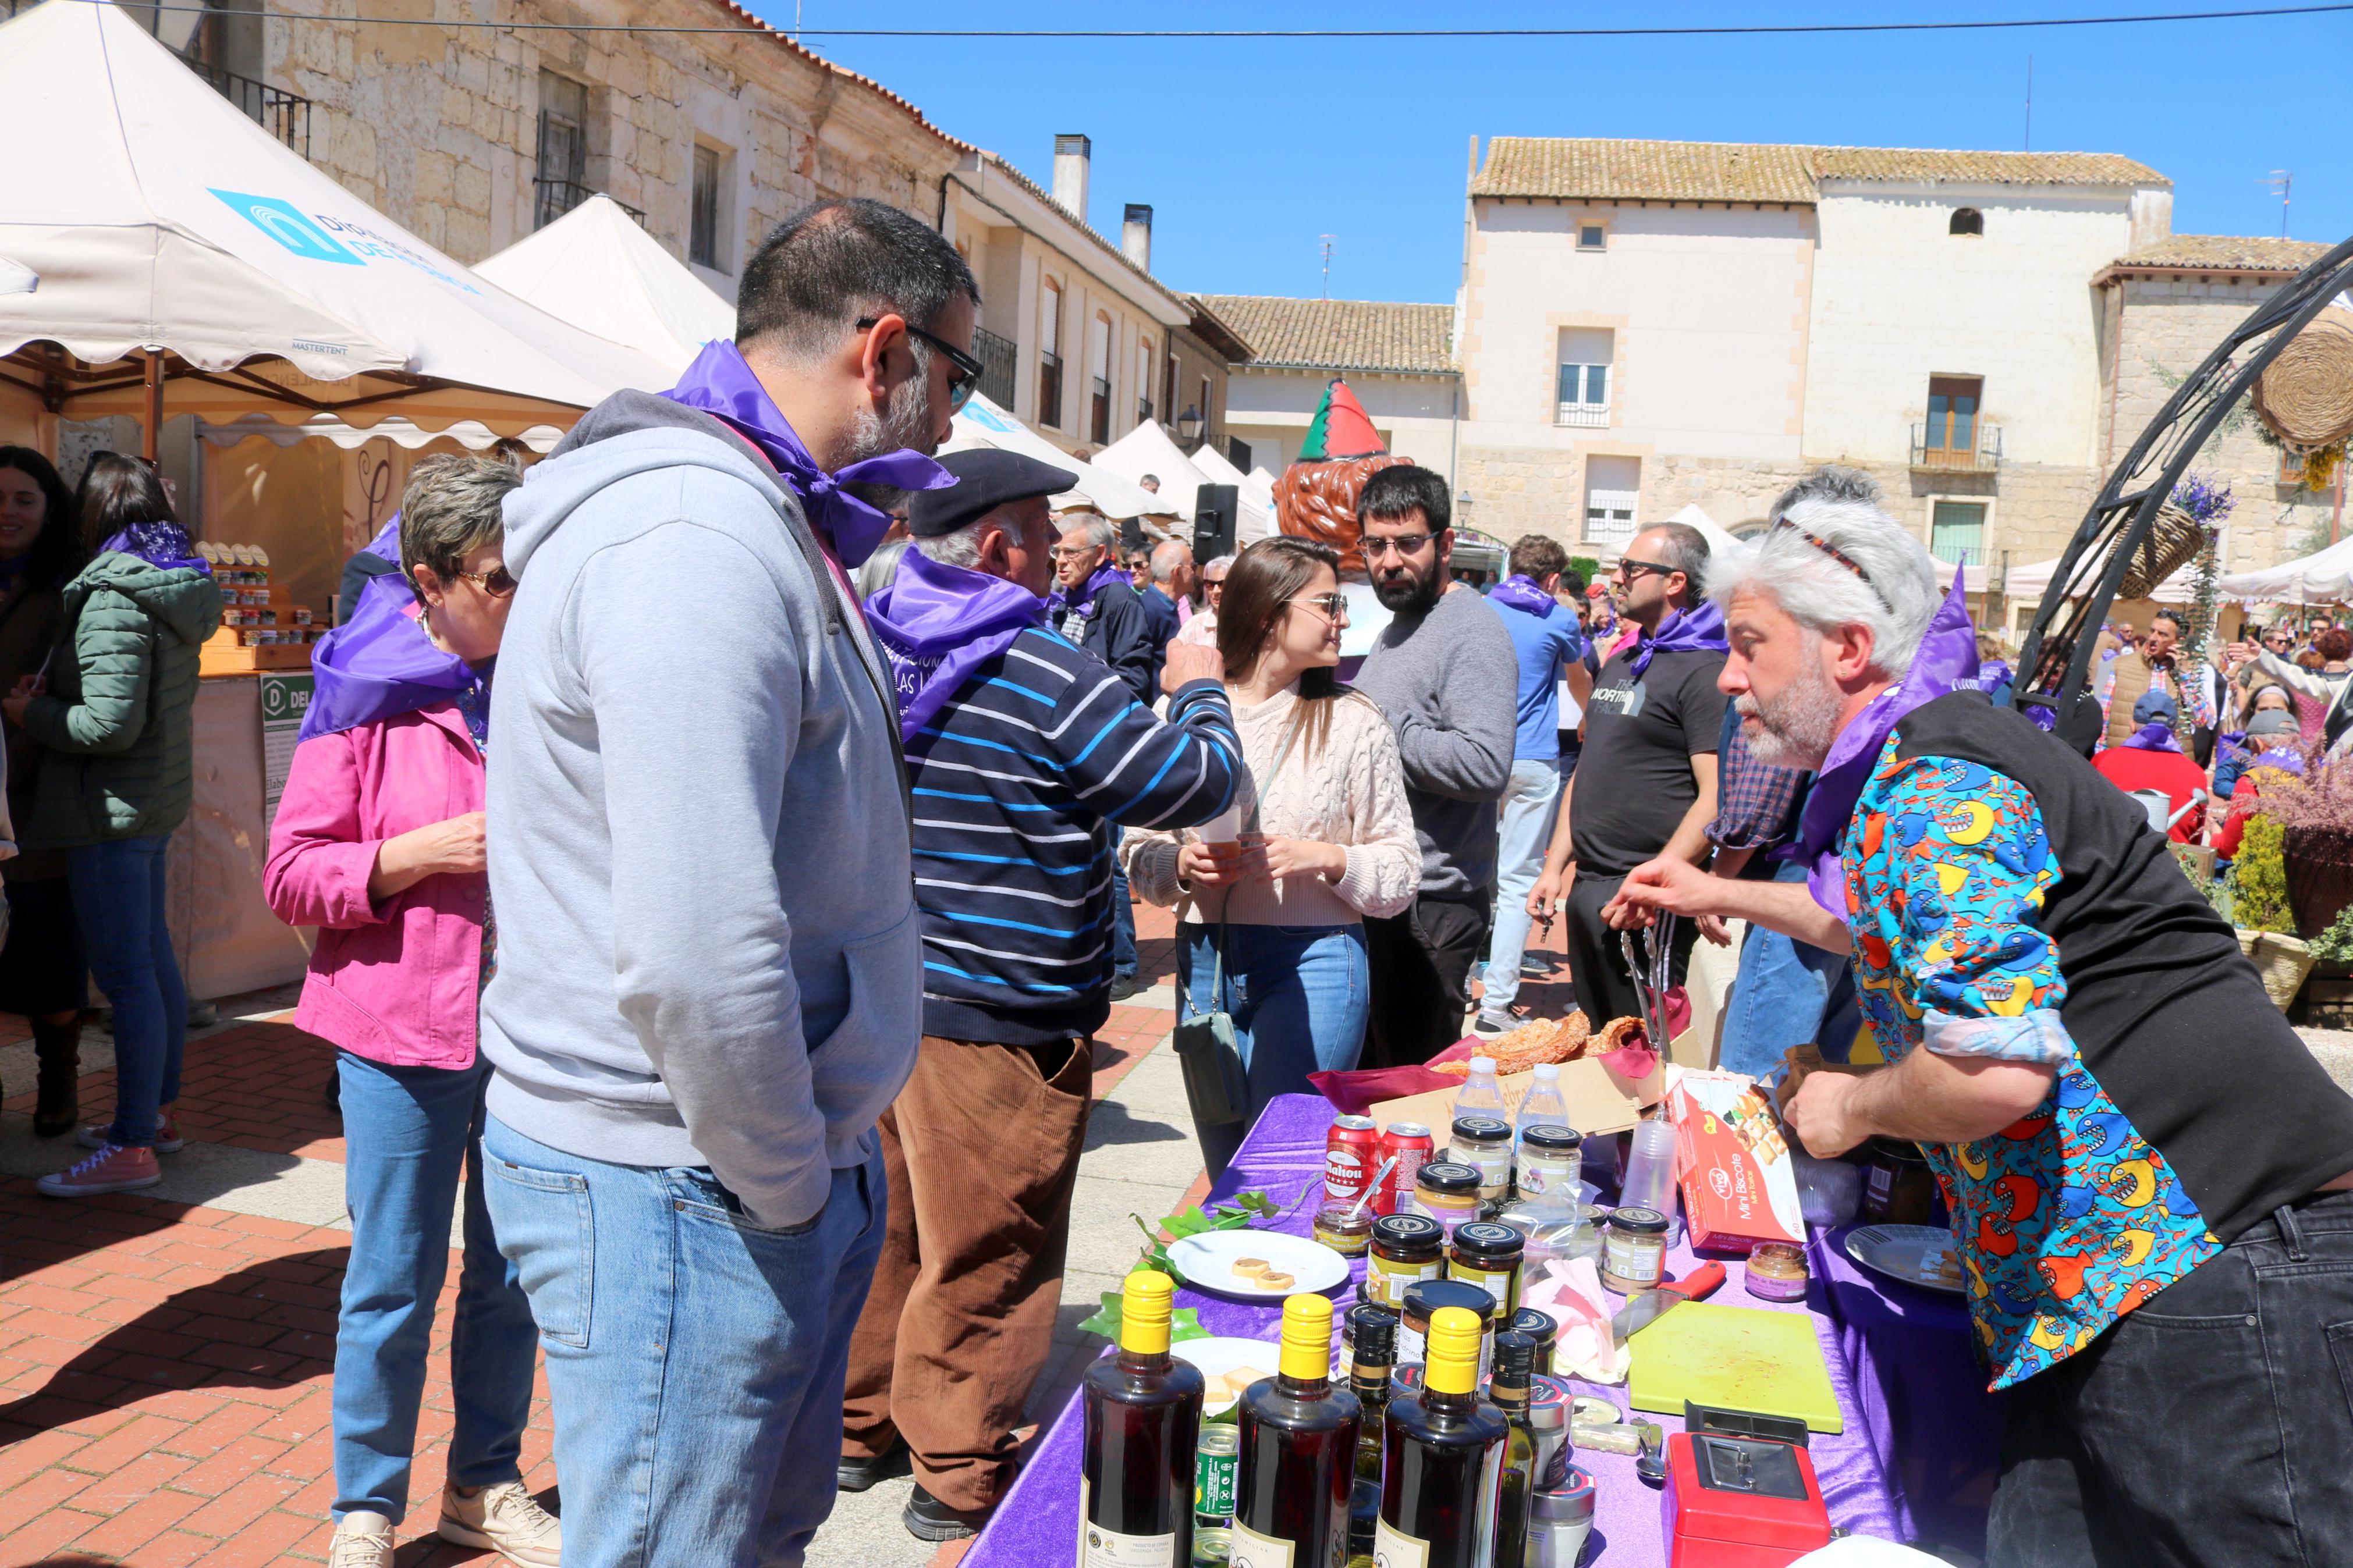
[{"xmin": 1662, "ymin": 1402, "xmax": 1836, "ymax": 1567}]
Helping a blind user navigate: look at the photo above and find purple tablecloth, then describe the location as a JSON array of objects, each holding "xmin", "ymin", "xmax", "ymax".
[
  {"xmin": 1807, "ymin": 1225, "xmax": 2007, "ymax": 1555},
  {"xmin": 965, "ymin": 1096, "xmax": 1920, "ymax": 1566}
]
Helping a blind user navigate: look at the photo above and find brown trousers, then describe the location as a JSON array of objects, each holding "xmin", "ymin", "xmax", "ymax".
[{"xmin": 842, "ymin": 1032, "xmax": 1093, "ymax": 1510}]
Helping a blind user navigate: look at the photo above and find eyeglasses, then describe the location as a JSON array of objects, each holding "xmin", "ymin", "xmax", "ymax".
[
  {"xmin": 856, "ymin": 317, "xmax": 984, "ymax": 412},
  {"xmin": 1364, "ymin": 533, "xmax": 1436, "ymax": 559},
  {"xmin": 1289, "ymin": 591, "xmax": 1350, "ymax": 621},
  {"xmin": 454, "ymin": 564, "xmax": 517, "ymax": 598},
  {"xmin": 1613, "ymin": 557, "xmax": 1675, "ymax": 582},
  {"xmin": 1048, "ymin": 544, "xmax": 1099, "ymax": 561}
]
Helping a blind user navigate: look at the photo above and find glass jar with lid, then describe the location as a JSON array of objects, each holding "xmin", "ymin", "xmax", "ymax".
[
  {"xmin": 1446, "ymin": 1221, "xmax": 1525, "ymax": 1313},
  {"xmin": 1449, "ymin": 1115, "xmax": 1514, "ymax": 1205},
  {"xmin": 1515, "ymin": 1123, "xmax": 1584, "ymax": 1206},
  {"xmin": 1410, "ymin": 1160, "xmax": 1483, "ymax": 1237},
  {"xmin": 1367, "ymin": 1213, "xmax": 1445, "ymax": 1307},
  {"xmin": 1600, "ymin": 1205, "xmax": 1671, "ymax": 1293}
]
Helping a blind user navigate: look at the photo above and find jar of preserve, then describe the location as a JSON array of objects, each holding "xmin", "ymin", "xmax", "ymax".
[
  {"xmin": 1312, "ymin": 1197, "xmax": 1375, "ymax": 1257},
  {"xmin": 1447, "ymin": 1221, "xmax": 1525, "ymax": 1314},
  {"xmin": 1367, "ymin": 1213, "xmax": 1445, "ymax": 1307},
  {"xmin": 1600, "ymin": 1205, "xmax": 1671, "ymax": 1293},
  {"xmin": 1450, "ymin": 1116, "xmax": 1514, "ymax": 1204},
  {"xmin": 1509, "ymin": 1307, "xmax": 1559, "ymax": 1375},
  {"xmin": 1861, "ymin": 1138, "xmax": 1938, "ymax": 1226},
  {"xmin": 1745, "ymin": 1241, "xmax": 1811, "ymax": 1303},
  {"xmin": 1411, "ymin": 1161, "xmax": 1482, "ymax": 1236},
  {"xmin": 1399, "ymin": 1278, "xmax": 1496, "ymax": 1381},
  {"xmin": 1516, "ymin": 1123, "xmax": 1585, "ymax": 1204}
]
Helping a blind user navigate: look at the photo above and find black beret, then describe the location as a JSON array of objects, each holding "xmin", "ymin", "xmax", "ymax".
[{"xmin": 907, "ymin": 448, "xmax": 1081, "ymax": 538}]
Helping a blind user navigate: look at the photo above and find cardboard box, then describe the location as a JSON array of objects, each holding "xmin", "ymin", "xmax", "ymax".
[
  {"xmin": 1668, "ymin": 1071, "xmax": 1804, "ymax": 1251},
  {"xmin": 1369, "ymin": 1050, "xmax": 1668, "ymax": 1138}
]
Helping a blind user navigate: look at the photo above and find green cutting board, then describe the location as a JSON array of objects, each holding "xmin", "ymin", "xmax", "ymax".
[{"xmin": 1625, "ymin": 1302, "xmax": 1844, "ymax": 1434}]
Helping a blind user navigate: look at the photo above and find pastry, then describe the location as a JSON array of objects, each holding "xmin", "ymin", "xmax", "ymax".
[{"xmin": 1257, "ymin": 1272, "xmax": 1295, "ymax": 1291}]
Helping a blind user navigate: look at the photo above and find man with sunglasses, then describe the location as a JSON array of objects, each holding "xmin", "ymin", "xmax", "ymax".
[
  {"xmin": 1527, "ymin": 522, "xmax": 1726, "ymax": 1033},
  {"xmin": 1348, "ymin": 464, "xmax": 1518, "ymax": 1065}
]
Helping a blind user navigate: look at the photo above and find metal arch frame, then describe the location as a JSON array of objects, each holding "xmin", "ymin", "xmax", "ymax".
[{"xmin": 2015, "ymin": 234, "xmax": 2353, "ymax": 752}]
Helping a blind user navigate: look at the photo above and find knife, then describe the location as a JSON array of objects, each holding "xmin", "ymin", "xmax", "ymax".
[{"xmin": 1609, "ymin": 1260, "xmax": 1726, "ymax": 1343}]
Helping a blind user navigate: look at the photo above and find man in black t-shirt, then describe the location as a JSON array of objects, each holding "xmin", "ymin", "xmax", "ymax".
[{"xmin": 1528, "ymin": 524, "xmax": 1725, "ymax": 1029}]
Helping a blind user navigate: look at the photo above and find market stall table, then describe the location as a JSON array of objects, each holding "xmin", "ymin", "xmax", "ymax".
[{"xmin": 964, "ymin": 1095, "xmax": 1918, "ymax": 1566}]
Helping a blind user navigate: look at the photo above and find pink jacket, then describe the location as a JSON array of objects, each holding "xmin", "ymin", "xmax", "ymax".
[{"xmin": 264, "ymin": 703, "xmax": 487, "ymax": 1069}]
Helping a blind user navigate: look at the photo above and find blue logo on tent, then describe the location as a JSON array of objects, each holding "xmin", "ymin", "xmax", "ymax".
[{"xmin": 208, "ymin": 190, "xmax": 363, "ymax": 265}]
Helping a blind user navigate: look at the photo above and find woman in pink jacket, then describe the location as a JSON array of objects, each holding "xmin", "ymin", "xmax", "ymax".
[{"xmin": 264, "ymin": 456, "xmax": 559, "ymax": 1568}]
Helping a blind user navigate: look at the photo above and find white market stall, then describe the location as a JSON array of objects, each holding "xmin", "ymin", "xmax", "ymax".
[
  {"xmin": 2218, "ymin": 534, "xmax": 2353, "ymax": 605},
  {"xmin": 0, "ymin": 1, "xmax": 670, "ymax": 998},
  {"xmin": 946, "ymin": 393, "xmax": 1180, "ymax": 527},
  {"xmin": 474, "ymin": 193, "xmax": 736, "ymax": 376}
]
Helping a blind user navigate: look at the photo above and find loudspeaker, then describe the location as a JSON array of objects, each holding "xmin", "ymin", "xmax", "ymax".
[{"xmin": 1194, "ymin": 482, "xmax": 1238, "ymax": 561}]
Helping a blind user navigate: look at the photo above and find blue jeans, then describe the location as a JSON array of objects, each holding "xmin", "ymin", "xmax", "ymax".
[
  {"xmin": 1183, "ymin": 922, "xmax": 1369, "ymax": 1173},
  {"xmin": 1479, "ymin": 759, "xmax": 1564, "ymax": 1020},
  {"xmin": 66, "ymin": 833, "xmax": 184, "ymax": 1147},
  {"xmin": 1717, "ymin": 859, "xmax": 1860, "ymax": 1080},
  {"xmin": 1111, "ymin": 860, "xmax": 1139, "ymax": 980},
  {"xmin": 333, "ymin": 1054, "xmax": 537, "ymax": 1523},
  {"xmin": 483, "ymin": 1116, "xmax": 888, "ymax": 1568}
]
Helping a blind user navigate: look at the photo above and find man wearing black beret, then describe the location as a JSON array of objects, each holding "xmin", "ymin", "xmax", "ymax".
[{"xmin": 844, "ymin": 448, "xmax": 1243, "ymax": 1540}]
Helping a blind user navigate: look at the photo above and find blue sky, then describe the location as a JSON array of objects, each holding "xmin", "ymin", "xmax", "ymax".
[{"xmin": 740, "ymin": 1, "xmax": 2350, "ymax": 304}]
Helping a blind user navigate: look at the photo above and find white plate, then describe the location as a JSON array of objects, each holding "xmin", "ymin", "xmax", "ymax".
[
  {"xmin": 1165, "ymin": 1228, "xmax": 1351, "ymax": 1300},
  {"xmin": 1844, "ymin": 1224, "xmax": 1967, "ymax": 1296},
  {"xmin": 1172, "ymin": 1336, "xmax": 1282, "ymax": 1415}
]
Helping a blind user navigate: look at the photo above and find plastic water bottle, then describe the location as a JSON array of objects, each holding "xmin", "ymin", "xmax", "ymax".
[
  {"xmin": 1453, "ymin": 1056, "xmax": 1507, "ymax": 1122},
  {"xmin": 1514, "ymin": 1062, "xmax": 1570, "ymax": 1155}
]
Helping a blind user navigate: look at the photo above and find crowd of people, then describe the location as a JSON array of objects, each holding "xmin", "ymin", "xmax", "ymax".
[{"xmin": 6, "ymin": 193, "xmax": 2353, "ymax": 1567}]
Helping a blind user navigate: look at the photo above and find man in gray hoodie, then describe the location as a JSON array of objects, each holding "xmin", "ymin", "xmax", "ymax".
[{"xmin": 478, "ymin": 198, "xmax": 977, "ymax": 1568}]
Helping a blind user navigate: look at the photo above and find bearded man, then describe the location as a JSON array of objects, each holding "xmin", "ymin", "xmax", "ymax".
[
  {"xmin": 1604, "ymin": 493, "xmax": 2353, "ymax": 1566},
  {"xmin": 1348, "ymin": 465, "xmax": 1517, "ymax": 1065}
]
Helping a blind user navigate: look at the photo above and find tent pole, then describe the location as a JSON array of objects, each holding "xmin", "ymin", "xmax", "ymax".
[{"xmin": 142, "ymin": 349, "xmax": 162, "ymax": 463}]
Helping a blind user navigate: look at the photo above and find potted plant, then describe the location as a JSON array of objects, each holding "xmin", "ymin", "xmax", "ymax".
[
  {"xmin": 2246, "ymin": 752, "xmax": 2353, "ymax": 938},
  {"xmin": 2230, "ymin": 816, "xmax": 2313, "ymax": 1009}
]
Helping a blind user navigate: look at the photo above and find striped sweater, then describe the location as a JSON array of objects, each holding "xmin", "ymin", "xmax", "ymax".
[{"xmin": 910, "ymin": 626, "xmax": 1241, "ymax": 1044}]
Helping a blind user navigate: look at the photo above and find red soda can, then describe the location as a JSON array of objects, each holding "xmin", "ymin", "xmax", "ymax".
[
  {"xmin": 1325, "ymin": 1115, "xmax": 1381, "ymax": 1203},
  {"xmin": 1376, "ymin": 1122, "xmax": 1436, "ymax": 1216}
]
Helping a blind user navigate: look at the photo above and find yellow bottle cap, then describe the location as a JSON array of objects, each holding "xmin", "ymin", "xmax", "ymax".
[
  {"xmin": 1425, "ymin": 1305, "xmax": 1482, "ymax": 1395},
  {"xmin": 1121, "ymin": 1270, "xmax": 1174, "ymax": 1355},
  {"xmin": 1278, "ymin": 1292, "xmax": 1333, "ymax": 1382}
]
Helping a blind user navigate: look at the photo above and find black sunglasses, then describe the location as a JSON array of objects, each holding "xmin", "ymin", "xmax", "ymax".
[
  {"xmin": 1614, "ymin": 557, "xmax": 1676, "ymax": 581},
  {"xmin": 856, "ymin": 317, "xmax": 983, "ymax": 411}
]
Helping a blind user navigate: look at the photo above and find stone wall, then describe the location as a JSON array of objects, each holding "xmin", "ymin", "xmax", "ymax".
[{"xmin": 268, "ymin": 0, "xmax": 961, "ymax": 273}]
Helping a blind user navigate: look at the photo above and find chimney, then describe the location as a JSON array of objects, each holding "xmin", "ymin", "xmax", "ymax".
[
  {"xmin": 1052, "ymin": 134, "xmax": 1091, "ymax": 222},
  {"xmin": 1122, "ymin": 204, "xmax": 1153, "ymax": 271}
]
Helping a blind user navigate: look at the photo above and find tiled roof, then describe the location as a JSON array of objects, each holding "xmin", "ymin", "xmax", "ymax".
[
  {"xmin": 1471, "ymin": 137, "xmax": 2168, "ymax": 203},
  {"xmin": 2107, "ymin": 234, "xmax": 2334, "ymax": 273},
  {"xmin": 1196, "ymin": 296, "xmax": 1456, "ymax": 374}
]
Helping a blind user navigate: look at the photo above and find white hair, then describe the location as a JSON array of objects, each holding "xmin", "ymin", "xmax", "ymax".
[
  {"xmin": 1201, "ymin": 553, "xmax": 1237, "ymax": 578},
  {"xmin": 1149, "ymin": 540, "xmax": 1192, "ymax": 586},
  {"xmin": 857, "ymin": 535, "xmax": 913, "ymax": 595},
  {"xmin": 1709, "ymin": 496, "xmax": 1944, "ymax": 680},
  {"xmin": 915, "ymin": 506, "xmax": 1052, "ymax": 571}
]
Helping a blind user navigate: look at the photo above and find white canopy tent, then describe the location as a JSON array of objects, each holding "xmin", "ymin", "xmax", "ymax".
[
  {"xmin": 0, "ymin": 2, "xmax": 671, "ymax": 444},
  {"xmin": 1091, "ymin": 419, "xmax": 1213, "ymax": 520},
  {"xmin": 2217, "ymin": 534, "xmax": 2353, "ymax": 604},
  {"xmin": 1666, "ymin": 503, "xmax": 1755, "ymax": 564},
  {"xmin": 946, "ymin": 393, "xmax": 1179, "ymax": 524},
  {"xmin": 2003, "ymin": 553, "xmax": 2201, "ymax": 606},
  {"xmin": 474, "ymin": 194, "xmax": 736, "ymax": 376}
]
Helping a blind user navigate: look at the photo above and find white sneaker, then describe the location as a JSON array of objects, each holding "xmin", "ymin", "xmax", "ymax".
[
  {"xmin": 441, "ymin": 1480, "xmax": 562, "ymax": 1566},
  {"xmin": 1471, "ymin": 1011, "xmax": 1515, "ymax": 1039},
  {"xmin": 327, "ymin": 1510, "xmax": 395, "ymax": 1568}
]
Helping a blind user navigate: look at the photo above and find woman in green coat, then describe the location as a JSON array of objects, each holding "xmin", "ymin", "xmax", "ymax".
[{"xmin": 3, "ymin": 453, "xmax": 222, "ymax": 1197}]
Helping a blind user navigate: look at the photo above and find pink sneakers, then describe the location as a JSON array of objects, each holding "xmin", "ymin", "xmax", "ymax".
[
  {"xmin": 38, "ymin": 1142, "xmax": 162, "ymax": 1197},
  {"xmin": 77, "ymin": 1108, "xmax": 183, "ymax": 1154}
]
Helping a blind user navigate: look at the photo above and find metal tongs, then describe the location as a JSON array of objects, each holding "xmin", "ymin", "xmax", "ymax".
[{"xmin": 1620, "ymin": 913, "xmax": 1678, "ymax": 1051}]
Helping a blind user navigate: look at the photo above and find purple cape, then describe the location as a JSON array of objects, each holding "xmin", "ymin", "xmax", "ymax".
[
  {"xmin": 1487, "ymin": 574, "xmax": 1559, "ymax": 618},
  {"xmin": 1626, "ymin": 599, "xmax": 1728, "ymax": 677},
  {"xmin": 660, "ymin": 340, "xmax": 956, "ymax": 569},
  {"xmin": 2121, "ymin": 721, "xmax": 2184, "ymax": 753},
  {"xmin": 1784, "ymin": 567, "xmax": 1979, "ymax": 916},
  {"xmin": 865, "ymin": 547, "xmax": 1049, "ymax": 741},
  {"xmin": 299, "ymin": 573, "xmax": 487, "ymax": 742},
  {"xmin": 1046, "ymin": 562, "xmax": 1130, "ymax": 623},
  {"xmin": 98, "ymin": 520, "xmax": 209, "ymax": 574}
]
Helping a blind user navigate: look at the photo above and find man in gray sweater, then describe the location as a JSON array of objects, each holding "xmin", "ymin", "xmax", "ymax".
[
  {"xmin": 1351, "ymin": 466, "xmax": 1518, "ymax": 1066},
  {"xmin": 478, "ymin": 200, "xmax": 975, "ymax": 1568}
]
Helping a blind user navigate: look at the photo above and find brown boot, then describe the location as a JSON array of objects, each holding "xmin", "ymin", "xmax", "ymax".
[{"xmin": 31, "ymin": 1016, "xmax": 81, "ymax": 1139}]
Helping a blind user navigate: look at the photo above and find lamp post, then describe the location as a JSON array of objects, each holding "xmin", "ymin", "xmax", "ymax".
[{"xmin": 1176, "ymin": 404, "xmax": 1203, "ymax": 451}]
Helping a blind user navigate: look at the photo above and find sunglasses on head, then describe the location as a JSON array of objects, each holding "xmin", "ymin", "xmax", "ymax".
[{"xmin": 856, "ymin": 317, "xmax": 984, "ymax": 412}]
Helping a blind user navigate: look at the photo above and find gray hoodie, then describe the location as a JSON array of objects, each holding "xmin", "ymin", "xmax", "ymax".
[{"xmin": 480, "ymin": 393, "xmax": 918, "ymax": 1229}]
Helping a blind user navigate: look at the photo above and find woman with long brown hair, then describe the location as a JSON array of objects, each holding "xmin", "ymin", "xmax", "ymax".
[{"xmin": 1125, "ymin": 535, "xmax": 1419, "ymax": 1172}]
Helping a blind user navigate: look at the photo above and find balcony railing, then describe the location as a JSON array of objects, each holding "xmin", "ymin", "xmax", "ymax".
[
  {"xmin": 1090, "ymin": 376, "xmax": 1111, "ymax": 445},
  {"xmin": 972, "ymin": 327, "xmax": 1017, "ymax": 410},
  {"xmin": 1909, "ymin": 423, "xmax": 2003, "ymax": 474},
  {"xmin": 1038, "ymin": 351, "xmax": 1064, "ymax": 429},
  {"xmin": 534, "ymin": 177, "xmax": 645, "ymax": 231},
  {"xmin": 185, "ymin": 57, "xmax": 314, "ymax": 159},
  {"xmin": 1556, "ymin": 403, "xmax": 1610, "ymax": 429}
]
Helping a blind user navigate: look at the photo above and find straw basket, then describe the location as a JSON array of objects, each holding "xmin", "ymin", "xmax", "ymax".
[
  {"xmin": 2251, "ymin": 931, "xmax": 2316, "ymax": 1011},
  {"xmin": 2120, "ymin": 502, "xmax": 2206, "ymax": 600},
  {"xmin": 2253, "ymin": 307, "xmax": 2353, "ymax": 454}
]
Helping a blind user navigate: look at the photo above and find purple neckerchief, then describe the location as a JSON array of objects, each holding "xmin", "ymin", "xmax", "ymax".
[
  {"xmin": 1783, "ymin": 566, "xmax": 1979, "ymax": 916},
  {"xmin": 98, "ymin": 521, "xmax": 209, "ymax": 574},
  {"xmin": 1046, "ymin": 563, "xmax": 1130, "ymax": 624},
  {"xmin": 2121, "ymin": 721, "xmax": 2183, "ymax": 753},
  {"xmin": 299, "ymin": 572, "xmax": 488, "ymax": 742},
  {"xmin": 362, "ymin": 515, "xmax": 398, "ymax": 562},
  {"xmin": 661, "ymin": 339, "xmax": 956, "ymax": 570},
  {"xmin": 1487, "ymin": 574, "xmax": 1558, "ymax": 618},
  {"xmin": 1625, "ymin": 599, "xmax": 1727, "ymax": 678},
  {"xmin": 2252, "ymin": 747, "xmax": 2308, "ymax": 778},
  {"xmin": 865, "ymin": 547, "xmax": 1048, "ymax": 742}
]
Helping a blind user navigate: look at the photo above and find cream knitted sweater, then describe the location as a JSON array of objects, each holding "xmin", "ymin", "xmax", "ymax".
[{"xmin": 1124, "ymin": 683, "xmax": 1420, "ymax": 926}]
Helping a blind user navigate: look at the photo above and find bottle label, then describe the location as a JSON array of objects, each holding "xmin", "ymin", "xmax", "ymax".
[
  {"xmin": 1447, "ymin": 1261, "xmax": 1515, "ymax": 1313},
  {"xmin": 1371, "ymin": 1517, "xmax": 1431, "ymax": 1568},
  {"xmin": 1228, "ymin": 1520, "xmax": 1296, "ymax": 1568},
  {"xmin": 1078, "ymin": 1478, "xmax": 1180, "ymax": 1567},
  {"xmin": 1371, "ymin": 1256, "xmax": 1442, "ymax": 1307}
]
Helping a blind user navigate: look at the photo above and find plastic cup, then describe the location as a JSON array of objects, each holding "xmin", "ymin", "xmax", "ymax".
[{"xmin": 1616, "ymin": 1119, "xmax": 1680, "ymax": 1219}]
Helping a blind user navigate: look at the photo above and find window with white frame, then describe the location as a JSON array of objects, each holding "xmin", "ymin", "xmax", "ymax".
[
  {"xmin": 1584, "ymin": 454, "xmax": 1641, "ymax": 548},
  {"xmin": 1930, "ymin": 500, "xmax": 1987, "ymax": 568},
  {"xmin": 1556, "ymin": 327, "xmax": 1613, "ymax": 428},
  {"xmin": 1577, "ymin": 222, "xmax": 1607, "ymax": 251}
]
